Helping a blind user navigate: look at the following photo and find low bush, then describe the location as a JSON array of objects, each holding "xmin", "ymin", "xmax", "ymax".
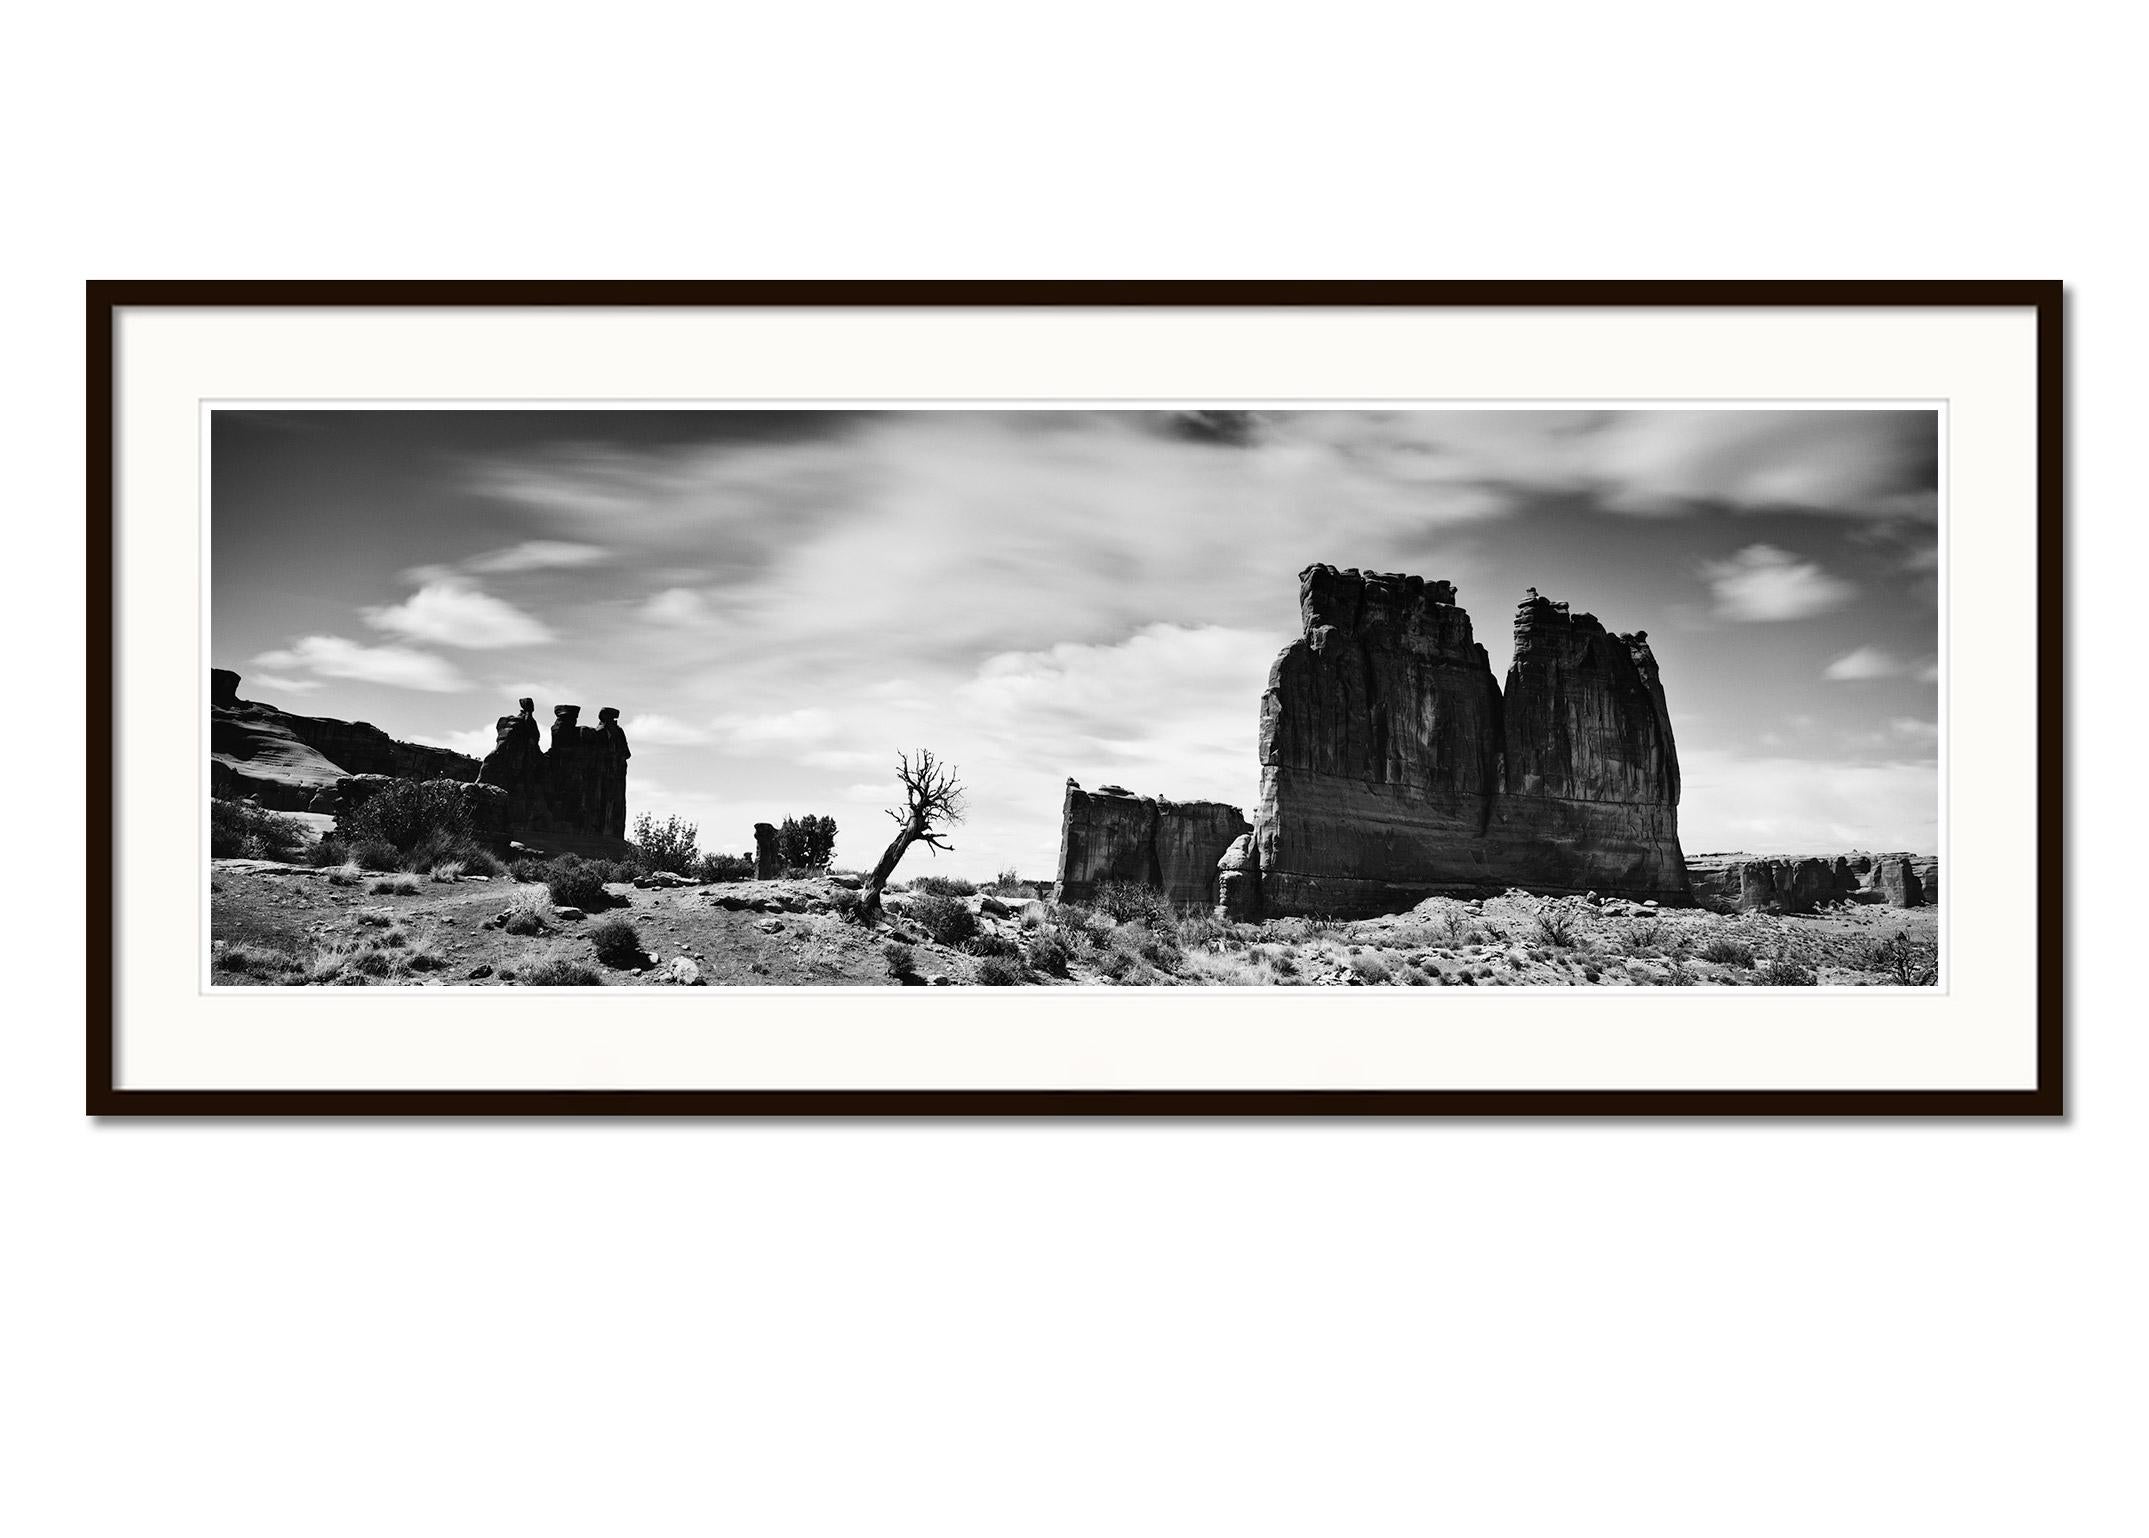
[
  {"xmin": 212, "ymin": 941, "xmax": 303, "ymax": 982},
  {"xmin": 1699, "ymin": 935, "xmax": 1756, "ymax": 968},
  {"xmin": 1096, "ymin": 947, "xmax": 1140, "ymax": 981},
  {"xmin": 695, "ymin": 851, "xmax": 754, "ymax": 884},
  {"xmin": 911, "ymin": 875, "xmax": 977, "ymax": 898},
  {"xmin": 307, "ymin": 836, "xmax": 349, "ymax": 868},
  {"xmin": 974, "ymin": 957, "xmax": 1025, "ymax": 986},
  {"xmin": 1111, "ymin": 922, "xmax": 1182, "ymax": 975},
  {"xmin": 508, "ymin": 856, "xmax": 554, "ymax": 883},
  {"xmin": 587, "ymin": 916, "xmax": 645, "ymax": 969},
  {"xmin": 1023, "ymin": 932, "xmax": 1072, "ymax": 977},
  {"xmin": 910, "ymin": 894, "xmax": 978, "ymax": 947},
  {"xmin": 824, "ymin": 888, "xmax": 863, "ymax": 922},
  {"xmin": 1092, "ymin": 880, "xmax": 1172, "ymax": 926},
  {"xmin": 545, "ymin": 858, "xmax": 610, "ymax": 911},
  {"xmin": 882, "ymin": 942, "xmax": 918, "ymax": 981},
  {"xmin": 1864, "ymin": 932, "xmax": 1939, "ymax": 986},
  {"xmin": 518, "ymin": 946, "xmax": 603, "ymax": 986},
  {"xmin": 1348, "ymin": 952, "xmax": 1394, "ymax": 985},
  {"xmin": 351, "ymin": 837, "xmax": 402, "ymax": 872},
  {"xmin": 966, "ymin": 931, "xmax": 1021, "ymax": 960},
  {"xmin": 428, "ymin": 860, "xmax": 466, "ymax": 883},
  {"xmin": 209, "ymin": 797, "xmax": 310, "ymax": 861},
  {"xmin": 1535, "ymin": 906, "xmax": 1587, "ymax": 949},
  {"xmin": 369, "ymin": 877, "xmax": 419, "ymax": 896},
  {"xmin": 343, "ymin": 778, "xmax": 472, "ymax": 856},
  {"xmin": 323, "ymin": 861, "xmax": 363, "ymax": 887}
]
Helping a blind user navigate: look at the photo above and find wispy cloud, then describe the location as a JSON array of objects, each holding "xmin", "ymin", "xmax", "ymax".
[
  {"xmin": 248, "ymin": 672, "xmax": 323, "ymax": 695},
  {"xmin": 1824, "ymin": 646, "xmax": 1907, "ymax": 681},
  {"xmin": 364, "ymin": 581, "xmax": 554, "ymax": 649},
  {"xmin": 254, "ymin": 635, "xmax": 468, "ymax": 692},
  {"xmin": 464, "ymin": 540, "xmax": 609, "ymax": 574},
  {"xmin": 1700, "ymin": 544, "xmax": 1856, "ymax": 622},
  {"xmin": 640, "ymin": 588, "xmax": 708, "ymax": 625}
]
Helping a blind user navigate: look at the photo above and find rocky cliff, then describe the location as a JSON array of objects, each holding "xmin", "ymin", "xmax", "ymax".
[
  {"xmin": 1245, "ymin": 566, "xmax": 1691, "ymax": 918},
  {"xmin": 210, "ymin": 669, "xmax": 480, "ymax": 811},
  {"xmin": 1053, "ymin": 781, "xmax": 1251, "ymax": 908}
]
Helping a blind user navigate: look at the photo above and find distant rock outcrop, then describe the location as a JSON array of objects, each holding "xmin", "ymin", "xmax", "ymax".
[
  {"xmin": 1245, "ymin": 566, "xmax": 1690, "ymax": 918},
  {"xmin": 1686, "ymin": 850, "xmax": 1939, "ymax": 912},
  {"xmin": 1053, "ymin": 781, "xmax": 1251, "ymax": 909}
]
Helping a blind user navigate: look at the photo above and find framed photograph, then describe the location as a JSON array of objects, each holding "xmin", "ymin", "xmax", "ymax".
[{"xmin": 91, "ymin": 281, "xmax": 2063, "ymax": 1115}]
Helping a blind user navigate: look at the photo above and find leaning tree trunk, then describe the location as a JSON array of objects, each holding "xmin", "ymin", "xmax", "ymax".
[{"xmin": 858, "ymin": 812, "xmax": 929, "ymax": 919}]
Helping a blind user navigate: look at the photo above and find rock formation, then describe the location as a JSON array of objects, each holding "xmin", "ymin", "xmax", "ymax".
[
  {"xmin": 754, "ymin": 822, "xmax": 782, "ymax": 879},
  {"xmin": 1243, "ymin": 566, "xmax": 1690, "ymax": 918},
  {"xmin": 211, "ymin": 670, "xmax": 481, "ymax": 812},
  {"xmin": 1685, "ymin": 851, "xmax": 1939, "ymax": 912},
  {"xmin": 1053, "ymin": 781, "xmax": 1251, "ymax": 909},
  {"xmin": 212, "ymin": 670, "xmax": 638, "ymax": 858}
]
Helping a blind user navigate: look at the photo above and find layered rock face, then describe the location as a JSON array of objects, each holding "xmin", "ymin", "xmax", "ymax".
[
  {"xmin": 1246, "ymin": 566, "xmax": 1691, "ymax": 918},
  {"xmin": 1686, "ymin": 851, "xmax": 1939, "ymax": 912},
  {"xmin": 1053, "ymin": 781, "xmax": 1251, "ymax": 908},
  {"xmin": 211, "ymin": 670, "xmax": 481, "ymax": 812}
]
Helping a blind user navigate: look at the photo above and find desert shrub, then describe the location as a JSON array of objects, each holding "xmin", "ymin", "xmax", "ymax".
[
  {"xmin": 1699, "ymin": 935, "xmax": 1756, "ymax": 968},
  {"xmin": 209, "ymin": 797, "xmax": 310, "ymax": 861},
  {"xmin": 695, "ymin": 851, "xmax": 755, "ymax": 884},
  {"xmin": 428, "ymin": 860, "xmax": 466, "ymax": 882},
  {"xmin": 351, "ymin": 837, "xmax": 402, "ymax": 872},
  {"xmin": 1349, "ymin": 951, "xmax": 1394, "ymax": 985},
  {"xmin": 910, "ymin": 894, "xmax": 978, "ymax": 947},
  {"xmin": 1023, "ymin": 932, "xmax": 1072, "ymax": 977},
  {"xmin": 824, "ymin": 888, "xmax": 863, "ymax": 922},
  {"xmin": 966, "ymin": 931, "xmax": 1021, "ymax": 960},
  {"xmin": 355, "ymin": 907, "xmax": 396, "ymax": 928},
  {"xmin": 459, "ymin": 847, "xmax": 510, "ymax": 880},
  {"xmin": 1096, "ymin": 947, "xmax": 1140, "ymax": 981},
  {"xmin": 502, "ymin": 890, "xmax": 552, "ymax": 936},
  {"xmin": 1270, "ymin": 950, "xmax": 1299, "ymax": 978},
  {"xmin": 775, "ymin": 814, "xmax": 838, "ymax": 871},
  {"xmin": 344, "ymin": 778, "xmax": 472, "ymax": 856},
  {"xmin": 1174, "ymin": 911, "xmax": 1228, "ymax": 951},
  {"xmin": 307, "ymin": 836, "xmax": 349, "ymax": 868},
  {"xmin": 587, "ymin": 916, "xmax": 645, "ymax": 969},
  {"xmin": 882, "ymin": 942, "xmax": 918, "ymax": 981},
  {"xmin": 1113, "ymin": 922, "xmax": 1182, "ymax": 974},
  {"xmin": 974, "ymin": 957, "xmax": 1025, "ymax": 987},
  {"xmin": 509, "ymin": 856, "xmax": 555, "ymax": 883},
  {"xmin": 1763, "ymin": 943, "xmax": 1819, "ymax": 986},
  {"xmin": 1864, "ymin": 932, "xmax": 1939, "ymax": 986},
  {"xmin": 631, "ymin": 812, "xmax": 701, "ymax": 876},
  {"xmin": 545, "ymin": 858, "xmax": 610, "ymax": 911},
  {"xmin": 323, "ymin": 861, "xmax": 364, "ymax": 887},
  {"xmin": 1093, "ymin": 880, "xmax": 1172, "ymax": 926},
  {"xmin": 1401, "ymin": 963, "xmax": 1434, "ymax": 986},
  {"xmin": 518, "ymin": 946, "xmax": 603, "ymax": 986},
  {"xmin": 1535, "ymin": 905, "xmax": 1587, "ymax": 949},
  {"xmin": 911, "ymin": 875, "xmax": 977, "ymax": 898},
  {"xmin": 369, "ymin": 876, "xmax": 419, "ymax": 896}
]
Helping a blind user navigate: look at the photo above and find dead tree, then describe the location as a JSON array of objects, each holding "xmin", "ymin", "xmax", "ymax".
[{"xmin": 858, "ymin": 749, "xmax": 966, "ymax": 919}]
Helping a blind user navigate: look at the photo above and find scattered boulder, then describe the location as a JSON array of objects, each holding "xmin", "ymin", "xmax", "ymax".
[{"xmin": 655, "ymin": 956, "xmax": 704, "ymax": 986}]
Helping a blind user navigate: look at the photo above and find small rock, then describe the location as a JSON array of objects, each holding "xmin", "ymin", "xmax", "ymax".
[
  {"xmin": 829, "ymin": 873, "xmax": 863, "ymax": 889},
  {"xmin": 756, "ymin": 917, "xmax": 784, "ymax": 934},
  {"xmin": 655, "ymin": 956, "xmax": 703, "ymax": 985},
  {"xmin": 928, "ymin": 975, "xmax": 953, "ymax": 986},
  {"xmin": 978, "ymin": 894, "xmax": 1011, "ymax": 918},
  {"xmin": 467, "ymin": 964, "xmax": 493, "ymax": 979},
  {"xmin": 554, "ymin": 906, "xmax": 585, "ymax": 921}
]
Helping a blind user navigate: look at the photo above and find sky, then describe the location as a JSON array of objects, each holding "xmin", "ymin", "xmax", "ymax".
[{"xmin": 211, "ymin": 408, "xmax": 1941, "ymax": 875}]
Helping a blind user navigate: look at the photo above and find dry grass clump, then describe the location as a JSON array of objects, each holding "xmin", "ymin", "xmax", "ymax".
[
  {"xmin": 973, "ymin": 956, "xmax": 1026, "ymax": 986},
  {"xmin": 369, "ymin": 876, "xmax": 420, "ymax": 896},
  {"xmin": 517, "ymin": 945, "xmax": 604, "ymax": 986},
  {"xmin": 501, "ymin": 887, "xmax": 553, "ymax": 936},
  {"xmin": 1698, "ymin": 935, "xmax": 1756, "ymax": 968},
  {"xmin": 428, "ymin": 860, "xmax": 466, "ymax": 882},
  {"xmin": 305, "ymin": 927, "xmax": 446, "ymax": 985},
  {"xmin": 882, "ymin": 942, "xmax": 919, "ymax": 981},
  {"xmin": 211, "ymin": 941, "xmax": 305, "ymax": 983}
]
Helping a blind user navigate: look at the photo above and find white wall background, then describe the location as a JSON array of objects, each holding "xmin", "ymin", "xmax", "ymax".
[{"xmin": 3, "ymin": 5, "xmax": 2139, "ymax": 1534}]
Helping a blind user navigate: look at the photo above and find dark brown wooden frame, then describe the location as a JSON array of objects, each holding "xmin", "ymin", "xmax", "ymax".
[{"xmin": 88, "ymin": 280, "xmax": 2065, "ymax": 1117}]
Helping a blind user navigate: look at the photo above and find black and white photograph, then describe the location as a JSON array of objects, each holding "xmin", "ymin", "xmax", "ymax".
[{"xmin": 209, "ymin": 405, "xmax": 1943, "ymax": 991}]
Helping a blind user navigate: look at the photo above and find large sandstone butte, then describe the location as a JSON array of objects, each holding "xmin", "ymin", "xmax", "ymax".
[
  {"xmin": 1053, "ymin": 781, "xmax": 1251, "ymax": 909},
  {"xmin": 1245, "ymin": 565, "xmax": 1691, "ymax": 918}
]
